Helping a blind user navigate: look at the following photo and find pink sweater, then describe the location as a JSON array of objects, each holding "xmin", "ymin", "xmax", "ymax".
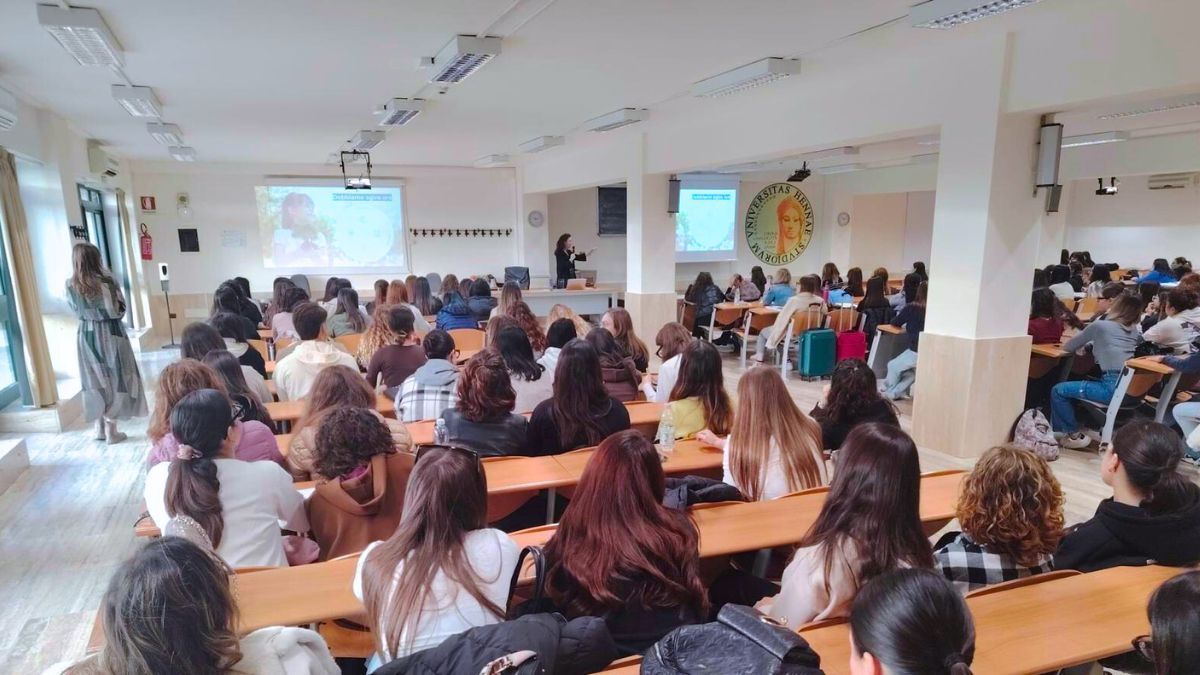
[{"xmin": 147, "ymin": 420, "xmax": 284, "ymax": 468}]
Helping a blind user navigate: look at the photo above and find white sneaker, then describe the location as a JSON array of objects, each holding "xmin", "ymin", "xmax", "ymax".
[
  {"xmin": 1082, "ymin": 428, "xmax": 1103, "ymax": 444},
  {"xmin": 1060, "ymin": 432, "xmax": 1092, "ymax": 450}
]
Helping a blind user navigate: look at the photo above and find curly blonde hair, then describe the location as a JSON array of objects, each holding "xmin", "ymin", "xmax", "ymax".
[{"xmin": 956, "ymin": 445, "xmax": 1064, "ymax": 567}]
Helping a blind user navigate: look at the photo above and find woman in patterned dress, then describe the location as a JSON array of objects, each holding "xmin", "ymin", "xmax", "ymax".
[{"xmin": 66, "ymin": 243, "xmax": 147, "ymax": 443}]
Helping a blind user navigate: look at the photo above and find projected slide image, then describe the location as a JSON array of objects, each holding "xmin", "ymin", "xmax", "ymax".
[
  {"xmin": 255, "ymin": 186, "xmax": 405, "ymax": 270},
  {"xmin": 676, "ymin": 188, "xmax": 736, "ymax": 254}
]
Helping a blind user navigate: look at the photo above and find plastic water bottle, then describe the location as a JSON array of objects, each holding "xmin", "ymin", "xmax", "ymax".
[
  {"xmin": 433, "ymin": 418, "xmax": 448, "ymax": 445},
  {"xmin": 657, "ymin": 406, "xmax": 676, "ymax": 457},
  {"xmin": 734, "ymin": 286, "xmax": 742, "ymax": 304}
]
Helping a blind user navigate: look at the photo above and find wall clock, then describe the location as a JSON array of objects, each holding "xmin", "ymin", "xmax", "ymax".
[
  {"xmin": 837, "ymin": 211, "xmax": 851, "ymax": 227},
  {"xmin": 527, "ymin": 210, "xmax": 545, "ymax": 228}
]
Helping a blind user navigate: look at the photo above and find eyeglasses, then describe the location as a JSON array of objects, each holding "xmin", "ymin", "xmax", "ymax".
[
  {"xmin": 229, "ymin": 400, "xmax": 246, "ymax": 423},
  {"xmin": 415, "ymin": 443, "xmax": 480, "ymax": 465},
  {"xmin": 1132, "ymin": 635, "xmax": 1154, "ymax": 663}
]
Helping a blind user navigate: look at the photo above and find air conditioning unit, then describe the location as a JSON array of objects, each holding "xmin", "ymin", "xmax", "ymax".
[
  {"xmin": 0, "ymin": 87, "xmax": 16, "ymax": 131},
  {"xmin": 87, "ymin": 142, "xmax": 119, "ymax": 178},
  {"xmin": 1147, "ymin": 173, "xmax": 1198, "ymax": 191}
]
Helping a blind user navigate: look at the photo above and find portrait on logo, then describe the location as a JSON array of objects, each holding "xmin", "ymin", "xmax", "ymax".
[{"xmin": 744, "ymin": 183, "xmax": 815, "ymax": 266}]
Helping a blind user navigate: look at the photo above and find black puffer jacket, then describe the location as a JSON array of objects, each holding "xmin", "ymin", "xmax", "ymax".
[
  {"xmin": 663, "ymin": 475, "xmax": 745, "ymax": 510},
  {"xmin": 376, "ymin": 613, "xmax": 618, "ymax": 675}
]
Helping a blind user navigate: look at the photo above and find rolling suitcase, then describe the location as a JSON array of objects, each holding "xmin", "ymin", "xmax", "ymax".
[
  {"xmin": 798, "ymin": 328, "xmax": 836, "ymax": 379},
  {"xmin": 836, "ymin": 330, "xmax": 867, "ymax": 362}
]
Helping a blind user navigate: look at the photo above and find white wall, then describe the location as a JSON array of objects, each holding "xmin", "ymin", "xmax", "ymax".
[
  {"xmin": 1065, "ymin": 174, "xmax": 1200, "ymax": 268},
  {"xmin": 129, "ymin": 162, "xmax": 518, "ymax": 296}
]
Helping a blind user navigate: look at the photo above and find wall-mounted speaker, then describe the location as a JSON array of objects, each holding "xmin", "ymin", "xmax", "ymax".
[
  {"xmin": 667, "ymin": 176, "xmax": 681, "ymax": 214},
  {"xmin": 1035, "ymin": 123, "xmax": 1063, "ymax": 188},
  {"xmin": 1045, "ymin": 184, "xmax": 1063, "ymax": 213}
]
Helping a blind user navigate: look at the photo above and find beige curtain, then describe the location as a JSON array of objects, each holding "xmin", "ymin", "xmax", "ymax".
[
  {"xmin": 0, "ymin": 147, "xmax": 59, "ymax": 406},
  {"xmin": 114, "ymin": 188, "xmax": 147, "ymax": 329}
]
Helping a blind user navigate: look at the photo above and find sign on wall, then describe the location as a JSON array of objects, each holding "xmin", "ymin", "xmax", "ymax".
[
  {"xmin": 744, "ymin": 183, "xmax": 815, "ymax": 265},
  {"xmin": 139, "ymin": 195, "xmax": 156, "ymax": 213}
]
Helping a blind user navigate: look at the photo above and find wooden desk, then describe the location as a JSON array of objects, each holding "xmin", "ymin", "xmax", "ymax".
[
  {"xmin": 265, "ymin": 394, "xmax": 395, "ymax": 426},
  {"xmin": 1127, "ymin": 356, "xmax": 1175, "ymax": 375},
  {"xmin": 553, "ymin": 439, "xmax": 723, "ymax": 479},
  {"xmin": 801, "ymin": 565, "xmax": 1183, "ymax": 675},
  {"xmin": 257, "ymin": 329, "xmax": 273, "ymax": 340},
  {"xmin": 265, "ymin": 360, "xmax": 275, "ymax": 376},
  {"xmin": 1031, "ymin": 343, "xmax": 1068, "ymax": 358},
  {"xmin": 455, "ymin": 349, "xmax": 480, "ymax": 364}
]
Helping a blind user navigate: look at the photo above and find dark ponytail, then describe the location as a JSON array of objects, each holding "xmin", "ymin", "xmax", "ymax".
[
  {"xmin": 850, "ymin": 569, "xmax": 975, "ymax": 675},
  {"xmin": 1147, "ymin": 570, "xmax": 1200, "ymax": 675},
  {"xmin": 165, "ymin": 389, "xmax": 234, "ymax": 548},
  {"xmin": 1112, "ymin": 420, "xmax": 1200, "ymax": 515}
]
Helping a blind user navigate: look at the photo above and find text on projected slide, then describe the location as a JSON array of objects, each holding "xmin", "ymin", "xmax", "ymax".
[
  {"xmin": 677, "ymin": 188, "xmax": 736, "ymax": 257},
  {"xmin": 254, "ymin": 185, "xmax": 405, "ymax": 270}
]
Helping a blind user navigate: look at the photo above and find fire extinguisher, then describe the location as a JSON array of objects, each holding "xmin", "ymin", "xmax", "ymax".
[{"xmin": 139, "ymin": 223, "xmax": 153, "ymax": 261}]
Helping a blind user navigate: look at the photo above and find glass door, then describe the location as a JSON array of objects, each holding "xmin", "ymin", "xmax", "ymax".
[{"xmin": 0, "ymin": 207, "xmax": 30, "ymax": 407}]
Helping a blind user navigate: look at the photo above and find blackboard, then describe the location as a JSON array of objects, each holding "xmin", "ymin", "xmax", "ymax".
[{"xmin": 597, "ymin": 186, "xmax": 627, "ymax": 236}]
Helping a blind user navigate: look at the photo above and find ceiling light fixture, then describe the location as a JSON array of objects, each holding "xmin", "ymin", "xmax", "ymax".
[
  {"xmin": 375, "ymin": 98, "xmax": 425, "ymax": 127},
  {"xmin": 475, "ymin": 154, "xmax": 510, "ymax": 168},
  {"xmin": 168, "ymin": 146, "xmax": 196, "ymax": 162},
  {"xmin": 692, "ymin": 58, "xmax": 802, "ymax": 98},
  {"xmin": 1061, "ymin": 131, "xmax": 1129, "ymax": 148},
  {"xmin": 518, "ymin": 136, "xmax": 564, "ymax": 154},
  {"xmin": 911, "ymin": 0, "xmax": 1045, "ymax": 29},
  {"xmin": 787, "ymin": 163, "xmax": 811, "ymax": 183},
  {"xmin": 111, "ymin": 85, "xmax": 162, "ymax": 118},
  {"xmin": 37, "ymin": 5, "xmax": 124, "ymax": 66},
  {"xmin": 348, "ymin": 130, "xmax": 387, "ymax": 150},
  {"xmin": 911, "ymin": 153, "xmax": 940, "ymax": 164},
  {"xmin": 1098, "ymin": 97, "xmax": 1200, "ymax": 120},
  {"xmin": 1095, "ymin": 177, "xmax": 1118, "ymax": 196},
  {"xmin": 425, "ymin": 35, "xmax": 502, "ymax": 84},
  {"xmin": 816, "ymin": 163, "xmax": 866, "ymax": 175},
  {"xmin": 583, "ymin": 108, "xmax": 649, "ymax": 132},
  {"xmin": 801, "ymin": 146, "xmax": 859, "ymax": 162},
  {"xmin": 146, "ymin": 122, "xmax": 183, "ymax": 145},
  {"xmin": 0, "ymin": 87, "xmax": 17, "ymax": 131}
]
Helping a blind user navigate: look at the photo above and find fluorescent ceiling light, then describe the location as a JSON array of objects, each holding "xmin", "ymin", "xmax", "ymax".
[
  {"xmin": 428, "ymin": 35, "xmax": 501, "ymax": 84},
  {"xmin": 376, "ymin": 98, "xmax": 425, "ymax": 127},
  {"xmin": 349, "ymin": 130, "xmax": 387, "ymax": 150},
  {"xmin": 518, "ymin": 136, "xmax": 564, "ymax": 154},
  {"xmin": 915, "ymin": 135, "xmax": 941, "ymax": 146},
  {"xmin": 692, "ymin": 58, "xmax": 801, "ymax": 98},
  {"xmin": 1098, "ymin": 96, "xmax": 1200, "ymax": 120},
  {"xmin": 911, "ymin": 153, "xmax": 940, "ymax": 164},
  {"xmin": 584, "ymin": 108, "xmax": 649, "ymax": 132},
  {"xmin": 475, "ymin": 154, "xmax": 510, "ymax": 168},
  {"xmin": 168, "ymin": 146, "xmax": 196, "ymax": 162},
  {"xmin": 0, "ymin": 87, "xmax": 17, "ymax": 131},
  {"xmin": 816, "ymin": 163, "xmax": 865, "ymax": 175},
  {"xmin": 802, "ymin": 146, "xmax": 859, "ymax": 162},
  {"xmin": 146, "ymin": 122, "xmax": 183, "ymax": 145},
  {"xmin": 37, "ymin": 5, "xmax": 124, "ymax": 66},
  {"xmin": 1061, "ymin": 131, "xmax": 1129, "ymax": 148},
  {"xmin": 911, "ymin": 0, "xmax": 1045, "ymax": 30},
  {"xmin": 111, "ymin": 85, "xmax": 162, "ymax": 118}
]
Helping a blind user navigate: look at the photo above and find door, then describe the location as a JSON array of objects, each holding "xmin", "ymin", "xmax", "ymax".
[{"xmin": 0, "ymin": 214, "xmax": 30, "ymax": 407}]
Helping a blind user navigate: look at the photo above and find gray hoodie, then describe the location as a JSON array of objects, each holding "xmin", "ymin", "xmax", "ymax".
[{"xmin": 413, "ymin": 358, "xmax": 458, "ymax": 387}]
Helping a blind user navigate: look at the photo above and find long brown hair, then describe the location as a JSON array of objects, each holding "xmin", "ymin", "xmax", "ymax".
[
  {"xmin": 654, "ymin": 322, "xmax": 692, "ymax": 362},
  {"xmin": 603, "ymin": 307, "xmax": 648, "ymax": 367},
  {"xmin": 544, "ymin": 430, "xmax": 706, "ymax": 617},
  {"xmin": 728, "ymin": 368, "xmax": 825, "ymax": 500},
  {"xmin": 799, "ymin": 423, "xmax": 933, "ymax": 592},
  {"xmin": 89, "ymin": 537, "xmax": 241, "ymax": 675},
  {"xmin": 457, "ymin": 349, "xmax": 516, "ymax": 422},
  {"xmin": 361, "ymin": 446, "xmax": 500, "ymax": 659},
  {"xmin": 497, "ymin": 282, "xmax": 523, "ymax": 315},
  {"xmin": 551, "ymin": 340, "xmax": 615, "ymax": 449},
  {"xmin": 668, "ymin": 340, "xmax": 732, "ymax": 435},
  {"xmin": 504, "ymin": 300, "xmax": 546, "ymax": 352},
  {"xmin": 165, "ymin": 389, "xmax": 234, "ymax": 547},
  {"xmin": 386, "ymin": 280, "xmax": 409, "ymax": 306},
  {"xmin": 357, "ymin": 305, "xmax": 399, "ymax": 368},
  {"xmin": 148, "ymin": 360, "xmax": 226, "ymax": 443},
  {"xmin": 956, "ymin": 446, "xmax": 1063, "ymax": 567},
  {"xmin": 291, "ymin": 365, "xmax": 375, "ymax": 441},
  {"xmin": 70, "ymin": 242, "xmax": 112, "ymax": 298}
]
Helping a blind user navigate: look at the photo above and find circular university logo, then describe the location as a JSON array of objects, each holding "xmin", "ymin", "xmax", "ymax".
[{"xmin": 744, "ymin": 183, "xmax": 815, "ymax": 265}]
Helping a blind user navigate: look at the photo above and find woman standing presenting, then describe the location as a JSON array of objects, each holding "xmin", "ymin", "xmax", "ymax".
[
  {"xmin": 66, "ymin": 242, "xmax": 146, "ymax": 443},
  {"xmin": 554, "ymin": 234, "xmax": 595, "ymax": 288}
]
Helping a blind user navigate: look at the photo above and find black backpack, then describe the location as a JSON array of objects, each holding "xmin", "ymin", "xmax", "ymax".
[{"xmin": 641, "ymin": 604, "xmax": 824, "ymax": 675}]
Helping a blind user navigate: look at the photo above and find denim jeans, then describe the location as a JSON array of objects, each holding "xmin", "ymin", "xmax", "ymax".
[
  {"xmin": 1050, "ymin": 371, "xmax": 1122, "ymax": 433},
  {"xmin": 1173, "ymin": 401, "xmax": 1200, "ymax": 452},
  {"xmin": 884, "ymin": 349, "xmax": 919, "ymax": 399}
]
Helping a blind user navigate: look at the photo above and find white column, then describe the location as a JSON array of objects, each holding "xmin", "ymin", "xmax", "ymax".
[
  {"xmin": 625, "ymin": 139, "xmax": 677, "ymax": 364},
  {"xmin": 911, "ymin": 33, "xmax": 1043, "ymax": 457},
  {"xmin": 514, "ymin": 168, "xmax": 550, "ymax": 285}
]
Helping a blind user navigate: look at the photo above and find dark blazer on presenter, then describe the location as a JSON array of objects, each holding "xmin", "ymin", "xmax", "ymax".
[{"xmin": 554, "ymin": 233, "xmax": 591, "ymax": 288}]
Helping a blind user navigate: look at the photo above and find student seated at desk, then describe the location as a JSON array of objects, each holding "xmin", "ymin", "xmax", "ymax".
[
  {"xmin": 883, "ymin": 281, "xmax": 927, "ymax": 401},
  {"xmin": 287, "ymin": 366, "xmax": 411, "ymax": 481},
  {"xmin": 232, "ymin": 276, "xmax": 264, "ymax": 324},
  {"xmin": 490, "ymin": 280, "xmax": 522, "ymax": 319},
  {"xmin": 263, "ymin": 276, "xmax": 295, "ymax": 326},
  {"xmin": 435, "ymin": 288, "xmax": 477, "ymax": 331},
  {"xmin": 211, "ymin": 311, "xmax": 267, "ymax": 378},
  {"xmin": 848, "ymin": 569, "xmax": 975, "ymax": 675},
  {"xmin": 1138, "ymin": 258, "xmax": 1178, "ymax": 285},
  {"xmin": 667, "ymin": 340, "xmax": 733, "ymax": 439},
  {"xmin": 889, "ymin": 272, "xmax": 921, "ymax": 312},
  {"xmin": 1054, "ymin": 420, "xmax": 1200, "ymax": 572},
  {"xmin": 496, "ymin": 325, "xmax": 552, "ymax": 412},
  {"xmin": 354, "ymin": 446, "xmax": 518, "ymax": 669},
  {"xmin": 466, "ymin": 277, "xmax": 498, "ymax": 323},
  {"xmin": 366, "ymin": 306, "xmax": 427, "ymax": 396},
  {"xmin": 934, "ymin": 445, "xmax": 1063, "ymax": 594},
  {"xmin": 1086, "ymin": 281, "xmax": 1128, "ymax": 324},
  {"xmin": 270, "ymin": 286, "xmax": 308, "ymax": 341},
  {"xmin": 147, "ymin": 360, "xmax": 281, "ymax": 468},
  {"xmin": 587, "ymin": 328, "xmax": 641, "ymax": 403},
  {"xmin": 757, "ymin": 424, "xmax": 933, "ymax": 629},
  {"xmin": 358, "ymin": 304, "xmax": 398, "ymax": 370},
  {"xmin": 273, "ymin": 303, "xmax": 361, "ymax": 402},
  {"xmin": 750, "ymin": 265, "xmax": 768, "ymax": 296},
  {"xmin": 1138, "ymin": 571, "xmax": 1200, "ymax": 675},
  {"xmin": 395, "ymin": 330, "xmax": 460, "ymax": 423},
  {"xmin": 542, "ymin": 431, "xmax": 706, "ymax": 656},
  {"xmin": 1148, "ymin": 350, "xmax": 1200, "ymax": 463},
  {"xmin": 45, "ymin": 537, "xmax": 338, "ymax": 675},
  {"xmin": 326, "ymin": 288, "xmax": 368, "ymax": 338},
  {"xmin": 210, "ymin": 281, "xmax": 259, "ymax": 342},
  {"xmin": 537, "ymin": 318, "xmax": 576, "ymax": 376},
  {"xmin": 527, "ymin": 340, "xmax": 631, "ymax": 456},
  {"xmin": 145, "ymin": 390, "xmax": 309, "ymax": 568},
  {"xmin": 685, "ymin": 271, "xmax": 726, "ymax": 338},
  {"xmin": 202, "ymin": 351, "xmax": 274, "ymax": 432},
  {"xmin": 856, "ymin": 277, "xmax": 895, "ymax": 345},
  {"xmin": 1028, "ymin": 288, "xmax": 1066, "ymax": 344},
  {"xmin": 504, "ymin": 300, "xmax": 548, "ymax": 354},
  {"xmin": 548, "ymin": 302, "xmax": 593, "ymax": 338},
  {"xmin": 811, "ymin": 359, "xmax": 898, "ymax": 450},
  {"xmin": 753, "ymin": 273, "xmax": 827, "ymax": 363},
  {"xmin": 845, "ymin": 266, "xmax": 865, "ymax": 297},
  {"xmin": 762, "ymin": 267, "xmax": 795, "ymax": 307},
  {"xmin": 1047, "ymin": 264, "xmax": 1076, "ymax": 302},
  {"xmin": 697, "ymin": 367, "xmax": 826, "ymax": 501},
  {"xmin": 307, "ymin": 408, "xmax": 413, "ymax": 561},
  {"xmin": 182, "ymin": 320, "xmax": 271, "ymax": 404},
  {"xmin": 724, "ymin": 272, "xmax": 761, "ymax": 302},
  {"xmin": 603, "ymin": 307, "xmax": 650, "ymax": 372},
  {"xmin": 1085, "ymin": 264, "xmax": 1115, "ymax": 297},
  {"xmin": 640, "ymin": 322, "xmax": 692, "ymax": 404},
  {"xmin": 366, "ymin": 278, "xmax": 389, "ymax": 315},
  {"xmin": 384, "ymin": 280, "xmax": 433, "ymax": 335},
  {"xmin": 1069, "ymin": 261, "xmax": 1086, "ymax": 292},
  {"xmin": 1144, "ymin": 286, "xmax": 1200, "ymax": 355},
  {"xmin": 440, "ymin": 349, "xmax": 529, "ymax": 457},
  {"xmin": 1051, "ymin": 294, "xmax": 1144, "ymax": 450},
  {"xmin": 820, "ymin": 262, "xmax": 844, "ymax": 291},
  {"xmin": 411, "ymin": 275, "xmax": 443, "ymax": 316}
]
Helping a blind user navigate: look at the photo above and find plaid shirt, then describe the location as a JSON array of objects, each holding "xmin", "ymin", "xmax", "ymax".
[
  {"xmin": 394, "ymin": 374, "xmax": 458, "ymax": 423},
  {"xmin": 934, "ymin": 532, "xmax": 1053, "ymax": 594}
]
